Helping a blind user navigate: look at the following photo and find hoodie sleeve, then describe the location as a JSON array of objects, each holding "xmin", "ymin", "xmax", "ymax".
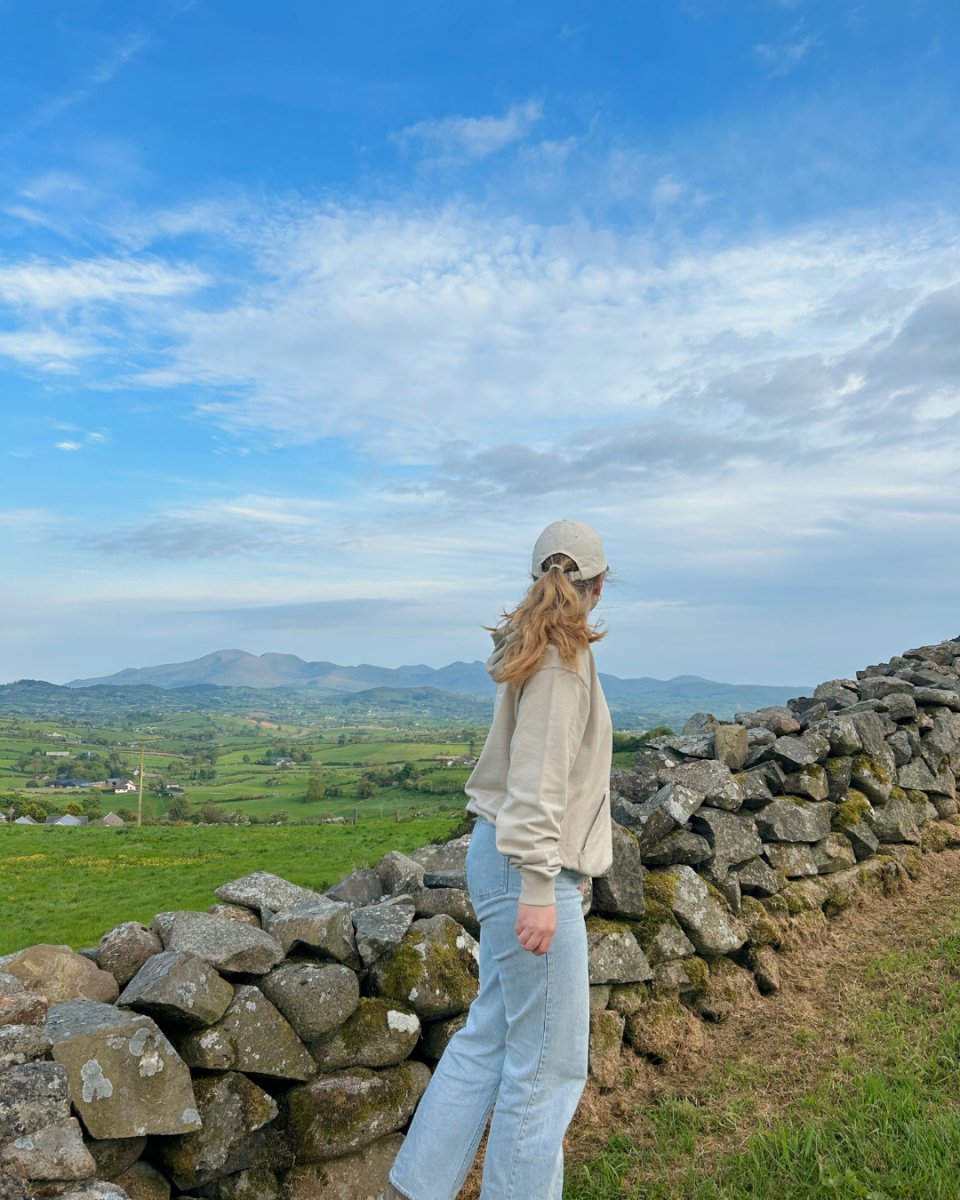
[{"xmin": 494, "ymin": 652, "xmax": 590, "ymax": 905}]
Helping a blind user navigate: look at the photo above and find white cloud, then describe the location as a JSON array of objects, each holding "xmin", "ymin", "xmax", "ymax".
[
  {"xmin": 55, "ymin": 441, "xmax": 82, "ymax": 451},
  {"xmin": 394, "ymin": 101, "xmax": 543, "ymax": 164},
  {"xmin": 754, "ymin": 34, "xmax": 818, "ymax": 76},
  {"xmin": 0, "ymin": 256, "xmax": 207, "ymax": 310}
]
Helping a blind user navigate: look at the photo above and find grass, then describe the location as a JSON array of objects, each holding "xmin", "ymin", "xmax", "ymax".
[
  {"xmin": 563, "ymin": 857, "xmax": 960, "ymax": 1200},
  {"xmin": 0, "ymin": 816, "xmax": 460, "ymax": 954}
]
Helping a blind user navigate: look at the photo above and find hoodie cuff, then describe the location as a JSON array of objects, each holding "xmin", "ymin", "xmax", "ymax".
[{"xmin": 519, "ymin": 871, "xmax": 557, "ymax": 906}]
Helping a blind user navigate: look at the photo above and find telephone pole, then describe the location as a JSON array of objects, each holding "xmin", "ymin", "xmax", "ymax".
[{"xmin": 137, "ymin": 743, "xmax": 145, "ymax": 827}]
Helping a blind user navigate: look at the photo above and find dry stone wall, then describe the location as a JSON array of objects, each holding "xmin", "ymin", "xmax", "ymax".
[{"xmin": 3, "ymin": 637, "xmax": 960, "ymax": 1200}]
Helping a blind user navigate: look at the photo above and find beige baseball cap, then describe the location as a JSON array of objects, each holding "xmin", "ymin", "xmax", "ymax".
[{"xmin": 531, "ymin": 519, "xmax": 608, "ymax": 582}]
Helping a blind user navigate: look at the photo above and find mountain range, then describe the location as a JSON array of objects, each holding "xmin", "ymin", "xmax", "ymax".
[{"xmin": 64, "ymin": 648, "xmax": 810, "ymax": 725}]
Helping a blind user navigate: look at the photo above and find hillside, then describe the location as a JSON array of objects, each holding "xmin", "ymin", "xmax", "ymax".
[{"xmin": 59, "ymin": 649, "xmax": 809, "ymax": 728}]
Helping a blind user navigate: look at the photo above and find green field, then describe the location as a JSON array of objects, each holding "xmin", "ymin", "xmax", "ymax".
[{"xmin": 0, "ymin": 818, "xmax": 461, "ymax": 955}]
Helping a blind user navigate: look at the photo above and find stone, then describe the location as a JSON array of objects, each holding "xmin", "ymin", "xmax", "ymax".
[
  {"xmin": 201, "ymin": 1165, "xmax": 278, "ymax": 1200},
  {"xmin": 737, "ymin": 770, "xmax": 774, "ymax": 809},
  {"xmin": 612, "ymin": 782, "xmax": 704, "ymax": 853},
  {"xmin": 869, "ymin": 794, "xmax": 922, "ymax": 844},
  {"xmin": 931, "ymin": 793, "xmax": 960, "ymax": 819},
  {"xmin": 173, "ymin": 985, "xmax": 315, "ymax": 1081},
  {"xmin": 658, "ymin": 759, "xmax": 743, "ymax": 811},
  {"xmin": 308, "ymin": 998, "xmax": 420, "ymax": 1071},
  {"xmin": 352, "ymin": 898, "xmax": 416, "ymax": 967},
  {"xmin": 588, "ymin": 1010, "xmax": 625, "ymax": 1088},
  {"xmin": 858, "ymin": 676, "xmax": 915, "ymax": 701},
  {"xmin": 897, "ymin": 756, "xmax": 939, "ymax": 792},
  {"xmin": 84, "ymin": 1138, "xmax": 147, "ymax": 1181},
  {"xmin": 914, "ymin": 687, "xmax": 960, "ymax": 710},
  {"xmin": 641, "ymin": 829, "xmax": 712, "ymax": 867},
  {"xmin": 693, "ymin": 957, "xmax": 759, "ymax": 1023},
  {"xmin": 689, "ymin": 809, "xmax": 761, "ymax": 873},
  {"xmin": 214, "ymin": 873, "xmax": 320, "ymax": 917},
  {"xmin": 823, "ymin": 757, "xmax": 854, "ymax": 802},
  {"xmin": 798, "ymin": 702, "xmax": 831, "ymax": 729},
  {"xmin": 822, "ymin": 859, "xmax": 899, "ymax": 917},
  {"xmin": 652, "ymin": 733, "xmax": 716, "ymax": 758},
  {"xmin": 747, "ymin": 945, "xmax": 781, "ymax": 995},
  {"xmin": 96, "ymin": 925, "xmax": 162, "ymax": 988},
  {"xmin": 591, "ymin": 823, "xmax": 646, "ymax": 919},
  {"xmin": 112, "ymin": 1162, "xmax": 170, "ymax": 1200},
  {"xmin": 207, "ymin": 904, "xmax": 262, "ymax": 928},
  {"xmin": 589, "ymin": 985, "xmax": 612, "ymax": 1013},
  {"xmin": 881, "ymin": 693, "xmax": 918, "ymax": 723},
  {"xmin": 738, "ymin": 707, "xmax": 801, "ymax": 735},
  {"xmin": 848, "ymin": 711, "xmax": 894, "ymax": 758},
  {"xmin": 651, "ymin": 958, "xmax": 709, "ymax": 999},
  {"xmin": 0, "ymin": 991, "xmax": 47, "ymax": 1028},
  {"xmin": 812, "ymin": 833, "xmax": 857, "ymax": 874},
  {"xmin": 117, "ymin": 951, "xmax": 234, "ymax": 1030},
  {"xmin": 778, "ymin": 876, "xmax": 831, "ymax": 914},
  {"xmin": 259, "ymin": 962, "xmax": 359, "ymax": 1043},
  {"xmin": 325, "ymin": 869, "xmax": 383, "ymax": 908},
  {"xmin": 645, "ymin": 866, "xmax": 746, "ymax": 957},
  {"xmin": 629, "ymin": 900, "xmax": 695, "ymax": 965},
  {"xmin": 278, "ymin": 1134, "xmax": 403, "ymax": 1200},
  {"xmin": 770, "ymin": 733, "xmax": 830, "ymax": 770},
  {"xmin": 621, "ymin": 995, "xmax": 705, "ymax": 1062},
  {"xmin": 813, "ymin": 680, "xmax": 859, "ymax": 709},
  {"xmin": 409, "ymin": 836, "xmax": 471, "ymax": 878},
  {"xmin": 781, "ymin": 764, "xmax": 829, "ymax": 801},
  {"xmin": 586, "ymin": 921, "xmax": 652, "ymax": 985},
  {"xmin": 154, "ymin": 913, "xmax": 284, "ymax": 976},
  {"xmin": 155, "ymin": 1072, "xmax": 278, "ymax": 1190},
  {"xmin": 701, "ymin": 865, "xmax": 741, "ymax": 913},
  {"xmin": 369, "ymin": 915, "xmax": 479, "ymax": 1020},
  {"xmin": 419, "ymin": 1013, "xmax": 467, "ymax": 1060},
  {"xmin": 713, "ymin": 725, "xmax": 749, "ymax": 770},
  {"xmin": 743, "ymin": 731, "xmax": 777, "ymax": 768},
  {"xmin": 821, "ymin": 716, "xmax": 863, "ymax": 757},
  {"xmin": 754, "ymin": 798, "xmax": 834, "ymax": 843},
  {"xmin": 263, "ymin": 898, "xmax": 358, "ymax": 965},
  {"xmin": 0, "ymin": 1118, "xmax": 95, "ymax": 1182},
  {"xmin": 3, "ymin": 947, "xmax": 118, "ymax": 1006},
  {"xmin": 681, "ymin": 712, "xmax": 719, "ymax": 735},
  {"xmin": 835, "ymin": 797, "xmax": 881, "ymax": 861},
  {"xmin": 850, "ymin": 755, "xmax": 894, "ymax": 804},
  {"xmin": 763, "ymin": 843, "xmax": 819, "ymax": 878},
  {"xmin": 733, "ymin": 857, "xmax": 784, "ymax": 897},
  {"xmin": 410, "ymin": 887, "xmax": 478, "ymax": 937},
  {"xmin": 286, "ymin": 1063, "xmax": 431, "ymax": 1162},
  {"xmin": 44, "ymin": 1001, "xmax": 200, "ymax": 1139},
  {"xmin": 0, "ymin": 1024, "xmax": 52, "ymax": 1069},
  {"xmin": 0, "ymin": 1063, "xmax": 70, "ymax": 1142},
  {"xmin": 922, "ymin": 713, "xmax": 960, "ymax": 767},
  {"xmin": 50, "ymin": 1183, "xmax": 130, "ymax": 1200},
  {"xmin": 375, "ymin": 852, "xmax": 426, "ymax": 897},
  {"xmin": 0, "ymin": 1166, "xmax": 27, "ymax": 1200}
]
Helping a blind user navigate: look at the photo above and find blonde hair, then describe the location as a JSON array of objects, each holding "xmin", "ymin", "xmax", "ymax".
[{"xmin": 491, "ymin": 553, "xmax": 606, "ymax": 686}]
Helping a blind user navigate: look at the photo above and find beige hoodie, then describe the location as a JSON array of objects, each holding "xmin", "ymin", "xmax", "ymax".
[{"xmin": 465, "ymin": 637, "xmax": 613, "ymax": 905}]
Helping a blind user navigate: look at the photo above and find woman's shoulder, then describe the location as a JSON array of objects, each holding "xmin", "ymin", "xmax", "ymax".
[{"xmin": 540, "ymin": 643, "xmax": 593, "ymax": 683}]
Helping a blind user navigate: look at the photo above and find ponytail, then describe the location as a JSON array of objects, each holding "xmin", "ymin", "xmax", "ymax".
[{"xmin": 490, "ymin": 553, "xmax": 605, "ymax": 686}]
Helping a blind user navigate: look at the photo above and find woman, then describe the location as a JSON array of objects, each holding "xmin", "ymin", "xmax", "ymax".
[{"xmin": 385, "ymin": 519, "xmax": 613, "ymax": 1200}]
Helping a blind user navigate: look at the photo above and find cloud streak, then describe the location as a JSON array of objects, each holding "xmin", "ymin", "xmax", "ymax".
[{"xmin": 394, "ymin": 101, "xmax": 543, "ymax": 164}]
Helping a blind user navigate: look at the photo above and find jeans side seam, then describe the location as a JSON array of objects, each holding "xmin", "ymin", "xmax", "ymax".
[{"xmin": 503, "ymin": 952, "xmax": 551, "ymax": 1200}]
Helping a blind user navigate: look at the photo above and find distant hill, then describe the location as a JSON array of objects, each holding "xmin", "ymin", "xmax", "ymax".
[
  {"xmin": 58, "ymin": 649, "xmax": 810, "ymax": 728},
  {"xmin": 68, "ymin": 649, "xmax": 492, "ymax": 695}
]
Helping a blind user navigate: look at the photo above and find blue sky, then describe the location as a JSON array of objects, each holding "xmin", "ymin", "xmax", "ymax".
[{"xmin": 2, "ymin": 0, "xmax": 959, "ymax": 687}]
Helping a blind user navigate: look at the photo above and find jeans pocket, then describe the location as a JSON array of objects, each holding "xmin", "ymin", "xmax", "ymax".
[{"xmin": 471, "ymin": 851, "xmax": 510, "ymax": 900}]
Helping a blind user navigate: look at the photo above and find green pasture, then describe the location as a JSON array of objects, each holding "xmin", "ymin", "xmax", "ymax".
[{"xmin": 0, "ymin": 816, "xmax": 461, "ymax": 955}]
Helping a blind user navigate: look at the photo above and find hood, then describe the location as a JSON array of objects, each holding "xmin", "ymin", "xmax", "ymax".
[{"xmin": 484, "ymin": 629, "xmax": 513, "ymax": 680}]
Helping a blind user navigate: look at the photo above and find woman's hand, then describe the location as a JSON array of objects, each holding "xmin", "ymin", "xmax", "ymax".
[{"xmin": 515, "ymin": 903, "xmax": 557, "ymax": 955}]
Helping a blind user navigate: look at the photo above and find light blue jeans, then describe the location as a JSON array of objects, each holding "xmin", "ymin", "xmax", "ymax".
[{"xmin": 389, "ymin": 817, "xmax": 590, "ymax": 1200}]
